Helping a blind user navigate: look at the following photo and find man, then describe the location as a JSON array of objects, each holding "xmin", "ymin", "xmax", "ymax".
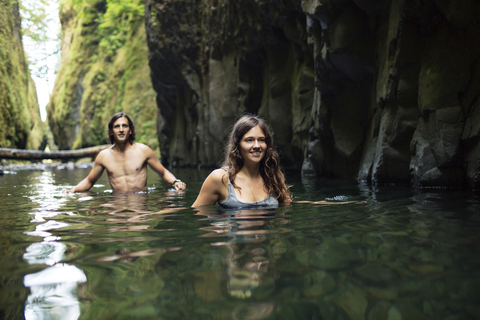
[{"xmin": 65, "ymin": 112, "xmax": 186, "ymax": 193}]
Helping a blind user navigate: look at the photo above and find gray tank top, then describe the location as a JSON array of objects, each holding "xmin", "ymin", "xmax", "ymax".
[{"xmin": 218, "ymin": 173, "xmax": 279, "ymax": 209}]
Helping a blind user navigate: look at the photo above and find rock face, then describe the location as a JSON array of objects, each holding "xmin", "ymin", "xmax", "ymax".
[
  {"xmin": 144, "ymin": 0, "xmax": 480, "ymax": 188},
  {"xmin": 0, "ymin": 0, "xmax": 46, "ymax": 150},
  {"xmin": 48, "ymin": 0, "xmax": 159, "ymax": 152}
]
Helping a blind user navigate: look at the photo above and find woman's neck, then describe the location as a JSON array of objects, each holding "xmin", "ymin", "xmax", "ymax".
[{"xmin": 239, "ymin": 163, "xmax": 261, "ymax": 179}]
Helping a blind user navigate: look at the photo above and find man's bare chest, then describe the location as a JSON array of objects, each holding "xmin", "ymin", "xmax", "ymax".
[{"xmin": 103, "ymin": 154, "xmax": 147, "ymax": 177}]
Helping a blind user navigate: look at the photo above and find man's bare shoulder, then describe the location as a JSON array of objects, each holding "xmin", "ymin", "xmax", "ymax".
[
  {"xmin": 95, "ymin": 146, "xmax": 114, "ymax": 163},
  {"xmin": 99, "ymin": 145, "xmax": 114, "ymax": 154},
  {"xmin": 131, "ymin": 142, "xmax": 152, "ymax": 153}
]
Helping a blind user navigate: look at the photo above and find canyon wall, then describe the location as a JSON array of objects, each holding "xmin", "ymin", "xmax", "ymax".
[
  {"xmin": 144, "ymin": 0, "xmax": 480, "ymax": 188},
  {"xmin": 47, "ymin": 0, "xmax": 159, "ymax": 152},
  {"xmin": 0, "ymin": 0, "xmax": 46, "ymax": 150}
]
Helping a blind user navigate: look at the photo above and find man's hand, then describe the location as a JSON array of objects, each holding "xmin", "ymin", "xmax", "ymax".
[
  {"xmin": 173, "ymin": 180, "xmax": 186, "ymax": 191},
  {"xmin": 63, "ymin": 188, "xmax": 75, "ymax": 193}
]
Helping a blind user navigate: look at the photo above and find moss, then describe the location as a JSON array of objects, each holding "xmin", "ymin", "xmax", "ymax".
[
  {"xmin": 49, "ymin": 0, "xmax": 158, "ymax": 152},
  {"xmin": 0, "ymin": 0, "xmax": 46, "ymax": 149}
]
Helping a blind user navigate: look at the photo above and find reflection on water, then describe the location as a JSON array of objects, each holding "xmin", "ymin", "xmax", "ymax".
[
  {"xmin": 21, "ymin": 171, "xmax": 85, "ymax": 320},
  {"xmin": 24, "ymin": 242, "xmax": 67, "ymax": 265},
  {"xmin": 0, "ymin": 168, "xmax": 479, "ymax": 319},
  {"xmin": 24, "ymin": 264, "xmax": 86, "ymax": 320},
  {"xmin": 196, "ymin": 207, "xmax": 280, "ymax": 313}
]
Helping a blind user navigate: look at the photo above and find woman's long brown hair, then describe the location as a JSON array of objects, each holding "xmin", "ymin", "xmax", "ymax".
[{"xmin": 222, "ymin": 114, "xmax": 291, "ymax": 203}]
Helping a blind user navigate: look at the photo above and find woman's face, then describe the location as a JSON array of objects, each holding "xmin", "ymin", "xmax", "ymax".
[{"xmin": 239, "ymin": 125, "xmax": 267, "ymax": 164}]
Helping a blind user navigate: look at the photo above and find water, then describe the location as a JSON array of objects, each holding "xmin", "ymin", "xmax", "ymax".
[{"xmin": 1, "ymin": 166, "xmax": 480, "ymax": 320}]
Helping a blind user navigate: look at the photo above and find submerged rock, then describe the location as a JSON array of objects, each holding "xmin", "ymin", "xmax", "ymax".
[
  {"xmin": 329, "ymin": 284, "xmax": 368, "ymax": 320},
  {"xmin": 309, "ymin": 242, "xmax": 359, "ymax": 270},
  {"xmin": 355, "ymin": 262, "xmax": 396, "ymax": 283},
  {"xmin": 303, "ymin": 270, "xmax": 336, "ymax": 297}
]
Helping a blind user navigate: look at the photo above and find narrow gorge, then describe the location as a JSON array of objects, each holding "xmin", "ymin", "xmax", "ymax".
[{"xmin": 41, "ymin": 0, "xmax": 480, "ymax": 189}]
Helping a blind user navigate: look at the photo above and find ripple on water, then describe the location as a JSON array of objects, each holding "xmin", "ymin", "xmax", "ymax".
[{"xmin": 1, "ymin": 170, "xmax": 480, "ymax": 319}]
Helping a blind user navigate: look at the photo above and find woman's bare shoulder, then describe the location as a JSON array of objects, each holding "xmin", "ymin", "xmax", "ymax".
[
  {"xmin": 208, "ymin": 168, "xmax": 228, "ymax": 184},
  {"xmin": 191, "ymin": 168, "xmax": 228, "ymax": 207}
]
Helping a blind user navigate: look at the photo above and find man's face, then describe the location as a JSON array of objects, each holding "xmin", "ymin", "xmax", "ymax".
[{"xmin": 111, "ymin": 117, "xmax": 130, "ymax": 144}]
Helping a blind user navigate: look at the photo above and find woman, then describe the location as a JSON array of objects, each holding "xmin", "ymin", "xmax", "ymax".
[{"xmin": 192, "ymin": 114, "xmax": 291, "ymax": 208}]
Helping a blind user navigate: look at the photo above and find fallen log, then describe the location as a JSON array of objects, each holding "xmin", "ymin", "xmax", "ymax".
[{"xmin": 0, "ymin": 145, "xmax": 112, "ymax": 160}]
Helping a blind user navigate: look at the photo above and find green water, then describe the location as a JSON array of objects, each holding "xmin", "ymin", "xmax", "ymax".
[{"xmin": 0, "ymin": 167, "xmax": 479, "ymax": 319}]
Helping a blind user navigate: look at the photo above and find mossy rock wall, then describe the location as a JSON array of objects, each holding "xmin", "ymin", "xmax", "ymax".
[
  {"xmin": 48, "ymin": 0, "xmax": 158, "ymax": 152},
  {"xmin": 144, "ymin": 0, "xmax": 480, "ymax": 188},
  {"xmin": 0, "ymin": 0, "xmax": 46, "ymax": 150}
]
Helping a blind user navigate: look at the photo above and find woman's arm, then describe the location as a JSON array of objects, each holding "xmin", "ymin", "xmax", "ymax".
[{"xmin": 192, "ymin": 169, "xmax": 228, "ymax": 207}]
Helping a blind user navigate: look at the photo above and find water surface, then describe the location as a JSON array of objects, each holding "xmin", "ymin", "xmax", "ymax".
[{"xmin": 0, "ymin": 166, "xmax": 479, "ymax": 319}]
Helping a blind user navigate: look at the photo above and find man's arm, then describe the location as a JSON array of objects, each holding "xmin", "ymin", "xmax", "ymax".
[
  {"xmin": 144, "ymin": 146, "xmax": 186, "ymax": 191},
  {"xmin": 64, "ymin": 155, "xmax": 106, "ymax": 193}
]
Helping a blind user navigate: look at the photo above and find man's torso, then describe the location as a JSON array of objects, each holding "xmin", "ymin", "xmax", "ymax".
[{"xmin": 100, "ymin": 143, "xmax": 149, "ymax": 192}]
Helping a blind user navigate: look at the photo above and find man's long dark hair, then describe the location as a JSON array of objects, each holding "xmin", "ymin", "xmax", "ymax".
[
  {"xmin": 222, "ymin": 114, "xmax": 290, "ymax": 203},
  {"xmin": 107, "ymin": 112, "xmax": 136, "ymax": 144}
]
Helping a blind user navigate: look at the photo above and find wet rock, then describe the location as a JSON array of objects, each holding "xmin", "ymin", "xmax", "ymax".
[
  {"xmin": 460, "ymin": 277, "xmax": 480, "ymax": 301},
  {"xmin": 272, "ymin": 241, "xmax": 288, "ymax": 257},
  {"xmin": 141, "ymin": 0, "xmax": 480, "ymax": 188},
  {"xmin": 303, "ymin": 270, "xmax": 336, "ymax": 297},
  {"xmin": 379, "ymin": 261, "xmax": 417, "ymax": 278},
  {"xmin": 394, "ymin": 301, "xmax": 429, "ymax": 320},
  {"xmin": 329, "ymin": 284, "xmax": 368, "ymax": 320},
  {"xmin": 157, "ymin": 249, "xmax": 203, "ymax": 272},
  {"xmin": 295, "ymin": 249, "xmax": 310, "ymax": 267},
  {"xmin": 317, "ymin": 299, "xmax": 336, "ymax": 320},
  {"xmin": 387, "ymin": 306, "xmax": 402, "ymax": 320},
  {"xmin": 367, "ymin": 287, "xmax": 398, "ymax": 301},
  {"xmin": 399, "ymin": 280, "xmax": 424, "ymax": 294},
  {"xmin": 368, "ymin": 301, "xmax": 392, "ymax": 320},
  {"xmin": 405, "ymin": 261, "xmax": 444, "ymax": 275},
  {"xmin": 193, "ymin": 271, "xmax": 222, "ymax": 302},
  {"xmin": 465, "ymin": 304, "xmax": 480, "ymax": 319},
  {"xmin": 355, "ymin": 262, "xmax": 396, "ymax": 283},
  {"xmin": 0, "ymin": 1, "xmax": 48, "ymax": 150},
  {"xmin": 423, "ymin": 301, "xmax": 434, "ymax": 316},
  {"xmin": 309, "ymin": 242, "xmax": 359, "ymax": 270}
]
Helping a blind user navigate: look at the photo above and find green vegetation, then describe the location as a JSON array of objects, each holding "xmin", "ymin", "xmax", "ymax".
[
  {"xmin": 0, "ymin": 0, "xmax": 46, "ymax": 149},
  {"xmin": 97, "ymin": 0, "xmax": 144, "ymax": 57},
  {"xmin": 48, "ymin": 0, "xmax": 158, "ymax": 153},
  {"xmin": 19, "ymin": 0, "xmax": 52, "ymax": 43}
]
